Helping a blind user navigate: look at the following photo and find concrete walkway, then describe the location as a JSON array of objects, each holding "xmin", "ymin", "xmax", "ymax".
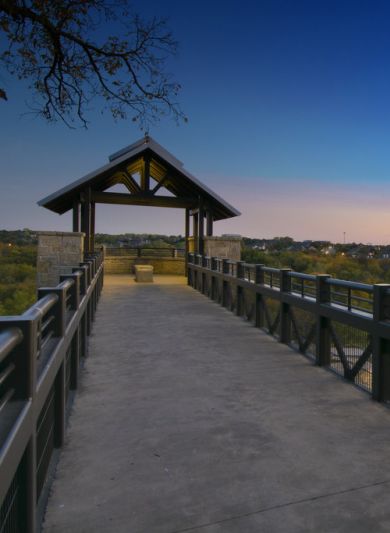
[{"xmin": 44, "ymin": 275, "xmax": 390, "ymax": 533}]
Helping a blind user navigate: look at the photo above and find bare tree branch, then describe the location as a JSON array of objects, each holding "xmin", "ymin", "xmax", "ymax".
[{"xmin": 0, "ymin": 0, "xmax": 186, "ymax": 128}]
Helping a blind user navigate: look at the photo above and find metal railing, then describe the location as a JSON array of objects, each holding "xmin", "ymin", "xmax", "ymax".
[
  {"xmin": 0, "ymin": 251, "xmax": 104, "ymax": 533},
  {"xmin": 188, "ymin": 254, "xmax": 390, "ymax": 402},
  {"xmin": 104, "ymin": 246, "xmax": 185, "ymax": 258}
]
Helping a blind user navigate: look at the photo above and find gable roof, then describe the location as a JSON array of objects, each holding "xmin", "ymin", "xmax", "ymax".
[{"xmin": 38, "ymin": 136, "xmax": 240, "ymax": 221}]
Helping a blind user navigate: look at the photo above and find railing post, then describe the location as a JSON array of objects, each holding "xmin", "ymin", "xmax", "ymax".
[
  {"xmin": 222, "ymin": 259, "xmax": 229, "ymax": 274},
  {"xmin": 60, "ymin": 273, "xmax": 81, "ymax": 310},
  {"xmin": 0, "ymin": 317, "xmax": 37, "ymax": 400},
  {"xmin": 316, "ymin": 275, "xmax": 331, "ymax": 366},
  {"xmin": 187, "ymin": 253, "xmax": 192, "ymax": 286},
  {"xmin": 81, "ymin": 262, "xmax": 93, "ymax": 334},
  {"xmin": 37, "ymin": 286, "xmax": 66, "ymax": 337},
  {"xmin": 279, "ymin": 268, "xmax": 292, "ymax": 343},
  {"xmin": 60, "ymin": 274, "xmax": 82, "ymax": 391},
  {"xmin": 73, "ymin": 265, "xmax": 89, "ymax": 349},
  {"xmin": 222, "ymin": 260, "xmax": 230, "ymax": 307},
  {"xmin": 236, "ymin": 261, "xmax": 245, "ymax": 279},
  {"xmin": 79, "ymin": 261, "xmax": 92, "ymax": 286},
  {"xmin": 236, "ymin": 261, "xmax": 245, "ymax": 316},
  {"xmin": 37, "ymin": 288, "xmax": 66, "ymax": 448},
  {"xmin": 100, "ymin": 247, "xmax": 105, "ymax": 289},
  {"xmin": 0, "ymin": 315, "xmax": 38, "ymax": 532},
  {"xmin": 209, "ymin": 257, "xmax": 217, "ymax": 300},
  {"xmin": 74, "ymin": 265, "xmax": 88, "ymax": 296},
  {"xmin": 255, "ymin": 264, "xmax": 264, "ymax": 285},
  {"xmin": 200, "ymin": 256, "xmax": 208, "ymax": 294},
  {"xmin": 84, "ymin": 260, "xmax": 95, "ymax": 320},
  {"xmin": 70, "ymin": 326, "xmax": 80, "ymax": 390},
  {"xmin": 255, "ymin": 265, "xmax": 264, "ymax": 328},
  {"xmin": 372, "ymin": 284, "xmax": 390, "ymax": 401}
]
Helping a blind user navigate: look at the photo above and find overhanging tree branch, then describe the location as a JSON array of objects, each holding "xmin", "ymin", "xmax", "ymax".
[{"xmin": 0, "ymin": 0, "xmax": 186, "ymax": 128}]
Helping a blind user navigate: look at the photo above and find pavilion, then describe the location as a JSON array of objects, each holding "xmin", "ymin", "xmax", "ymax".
[{"xmin": 38, "ymin": 136, "xmax": 240, "ymax": 257}]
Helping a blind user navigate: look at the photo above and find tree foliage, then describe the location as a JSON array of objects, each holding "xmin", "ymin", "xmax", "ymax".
[
  {"xmin": 0, "ymin": 0, "xmax": 186, "ymax": 127},
  {"xmin": 0, "ymin": 243, "xmax": 36, "ymax": 315},
  {"xmin": 242, "ymin": 248, "xmax": 390, "ymax": 285}
]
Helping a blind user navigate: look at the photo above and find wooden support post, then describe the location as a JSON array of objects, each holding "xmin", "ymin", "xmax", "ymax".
[
  {"xmin": 72, "ymin": 201, "xmax": 80, "ymax": 232},
  {"xmin": 85, "ymin": 187, "xmax": 91, "ymax": 253},
  {"xmin": 193, "ymin": 213, "xmax": 199, "ymax": 253},
  {"xmin": 206, "ymin": 211, "xmax": 213, "ymax": 236},
  {"xmin": 81, "ymin": 190, "xmax": 91, "ymax": 252},
  {"xmin": 198, "ymin": 199, "xmax": 204, "ymax": 255},
  {"xmin": 80, "ymin": 202, "xmax": 86, "ymax": 236},
  {"xmin": 185, "ymin": 208, "xmax": 190, "ymax": 276},
  {"xmin": 90, "ymin": 202, "xmax": 95, "ymax": 252}
]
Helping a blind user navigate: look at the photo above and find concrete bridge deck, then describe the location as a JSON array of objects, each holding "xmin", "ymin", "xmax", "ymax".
[{"xmin": 44, "ymin": 275, "xmax": 390, "ymax": 533}]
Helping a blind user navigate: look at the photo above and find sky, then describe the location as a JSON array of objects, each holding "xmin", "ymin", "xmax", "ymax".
[{"xmin": 1, "ymin": 0, "xmax": 390, "ymax": 243}]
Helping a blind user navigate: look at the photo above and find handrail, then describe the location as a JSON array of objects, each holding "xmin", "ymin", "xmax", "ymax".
[
  {"xmin": 262, "ymin": 266, "xmax": 280, "ymax": 274},
  {"xmin": 326, "ymin": 278, "xmax": 374, "ymax": 293},
  {"xmin": 57, "ymin": 278, "xmax": 75, "ymax": 291},
  {"xmin": 289, "ymin": 272, "xmax": 316, "ymax": 282},
  {"xmin": 0, "ymin": 249, "xmax": 104, "ymax": 533},
  {"xmin": 23, "ymin": 293, "xmax": 58, "ymax": 318},
  {"xmin": 106, "ymin": 246, "xmax": 184, "ymax": 250},
  {"xmin": 0, "ymin": 328, "xmax": 23, "ymax": 364},
  {"xmin": 187, "ymin": 253, "xmax": 390, "ymax": 405},
  {"xmin": 104, "ymin": 246, "xmax": 185, "ymax": 258}
]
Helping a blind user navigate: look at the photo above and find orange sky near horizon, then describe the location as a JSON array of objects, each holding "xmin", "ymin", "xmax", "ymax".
[{"xmin": 209, "ymin": 176, "xmax": 390, "ymax": 245}]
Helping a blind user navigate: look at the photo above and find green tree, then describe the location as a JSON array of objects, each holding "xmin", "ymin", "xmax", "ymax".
[{"xmin": 0, "ymin": 0, "xmax": 186, "ymax": 128}]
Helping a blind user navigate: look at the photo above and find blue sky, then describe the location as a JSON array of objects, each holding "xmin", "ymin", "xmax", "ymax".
[{"xmin": 1, "ymin": 1, "xmax": 390, "ymax": 242}]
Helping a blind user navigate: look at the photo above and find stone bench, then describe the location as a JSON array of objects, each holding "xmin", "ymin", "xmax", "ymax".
[{"xmin": 134, "ymin": 265, "xmax": 154, "ymax": 282}]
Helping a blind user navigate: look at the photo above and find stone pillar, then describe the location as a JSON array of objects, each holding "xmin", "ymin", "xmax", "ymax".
[
  {"xmin": 203, "ymin": 235, "xmax": 242, "ymax": 261},
  {"xmin": 37, "ymin": 231, "xmax": 85, "ymax": 287}
]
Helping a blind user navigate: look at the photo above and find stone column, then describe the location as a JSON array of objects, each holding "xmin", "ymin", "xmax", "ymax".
[
  {"xmin": 37, "ymin": 231, "xmax": 85, "ymax": 287},
  {"xmin": 203, "ymin": 235, "xmax": 242, "ymax": 261}
]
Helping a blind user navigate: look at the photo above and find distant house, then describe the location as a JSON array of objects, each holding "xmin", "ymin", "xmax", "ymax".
[
  {"xmin": 253, "ymin": 241, "xmax": 267, "ymax": 251},
  {"xmin": 322, "ymin": 245, "xmax": 336, "ymax": 256}
]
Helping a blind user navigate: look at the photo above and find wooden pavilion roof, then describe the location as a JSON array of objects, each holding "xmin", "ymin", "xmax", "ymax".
[{"xmin": 38, "ymin": 136, "xmax": 240, "ymax": 221}]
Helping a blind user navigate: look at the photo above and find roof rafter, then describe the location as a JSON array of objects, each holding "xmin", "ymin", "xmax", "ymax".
[
  {"xmin": 151, "ymin": 172, "xmax": 170, "ymax": 195},
  {"xmin": 92, "ymin": 191, "xmax": 196, "ymax": 209}
]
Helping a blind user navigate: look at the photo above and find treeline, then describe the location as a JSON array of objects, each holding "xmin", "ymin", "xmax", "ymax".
[
  {"xmin": 0, "ymin": 229, "xmax": 37, "ymax": 245},
  {"xmin": 3, "ymin": 231, "xmax": 390, "ymax": 316},
  {"xmin": 242, "ymin": 249, "xmax": 390, "ymax": 285},
  {"xmin": 94, "ymin": 232, "xmax": 185, "ymax": 248},
  {"xmin": 0, "ymin": 243, "xmax": 37, "ymax": 315}
]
